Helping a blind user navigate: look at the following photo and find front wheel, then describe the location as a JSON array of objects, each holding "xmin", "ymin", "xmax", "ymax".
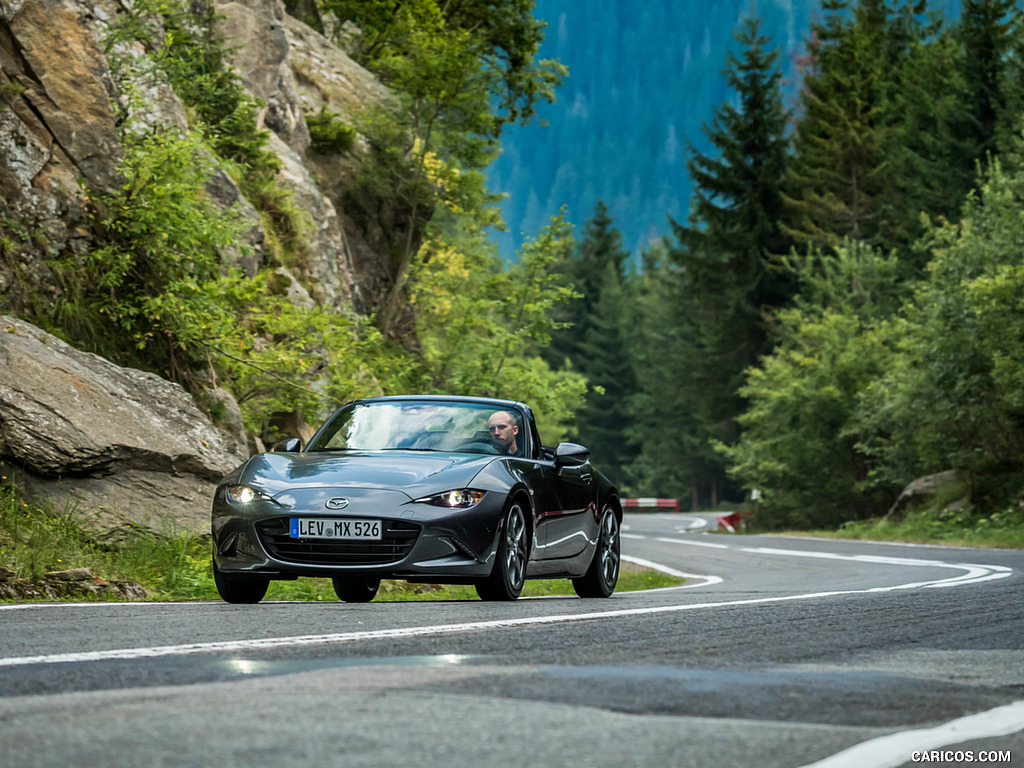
[
  {"xmin": 212, "ymin": 557, "xmax": 269, "ymax": 604},
  {"xmin": 332, "ymin": 575, "xmax": 381, "ymax": 603},
  {"xmin": 572, "ymin": 506, "xmax": 620, "ymax": 598},
  {"xmin": 476, "ymin": 501, "xmax": 528, "ymax": 601}
]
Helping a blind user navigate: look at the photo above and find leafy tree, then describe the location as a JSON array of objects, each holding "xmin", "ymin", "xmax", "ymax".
[
  {"xmin": 313, "ymin": 1, "xmax": 565, "ymax": 336},
  {"xmin": 318, "ymin": 0, "xmax": 565, "ymax": 141},
  {"xmin": 103, "ymin": 0, "xmax": 307, "ymax": 267},
  {"xmin": 857, "ymin": 156, "xmax": 1024, "ymax": 509},
  {"xmin": 728, "ymin": 153, "xmax": 1024, "ymax": 527},
  {"xmin": 407, "ymin": 214, "xmax": 586, "ymax": 442},
  {"xmin": 721, "ymin": 243, "xmax": 909, "ymax": 528},
  {"xmin": 205, "ymin": 276, "xmax": 398, "ymax": 437},
  {"xmin": 64, "ymin": 127, "xmax": 244, "ymax": 383}
]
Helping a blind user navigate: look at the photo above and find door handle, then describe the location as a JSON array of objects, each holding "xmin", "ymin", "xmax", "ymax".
[{"xmin": 580, "ymin": 472, "xmax": 593, "ymax": 484}]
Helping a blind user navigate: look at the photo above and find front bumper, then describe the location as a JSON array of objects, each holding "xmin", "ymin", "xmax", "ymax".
[{"xmin": 211, "ymin": 485, "xmax": 505, "ymax": 581}]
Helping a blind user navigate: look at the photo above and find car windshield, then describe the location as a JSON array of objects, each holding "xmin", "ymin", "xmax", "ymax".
[{"xmin": 308, "ymin": 401, "xmax": 520, "ymax": 455}]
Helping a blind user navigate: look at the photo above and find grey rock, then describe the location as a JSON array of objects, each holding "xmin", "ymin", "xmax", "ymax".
[
  {"xmin": 214, "ymin": 0, "xmax": 311, "ymax": 155},
  {"xmin": 0, "ymin": 317, "xmax": 248, "ymax": 533},
  {"xmin": 44, "ymin": 567, "xmax": 94, "ymax": 581},
  {"xmin": 0, "ymin": 576, "xmax": 148, "ymax": 601},
  {"xmin": 886, "ymin": 470, "xmax": 966, "ymax": 521}
]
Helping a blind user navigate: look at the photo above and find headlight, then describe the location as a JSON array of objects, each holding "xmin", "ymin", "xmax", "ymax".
[
  {"xmin": 225, "ymin": 485, "xmax": 274, "ymax": 505},
  {"xmin": 415, "ymin": 489, "xmax": 486, "ymax": 509}
]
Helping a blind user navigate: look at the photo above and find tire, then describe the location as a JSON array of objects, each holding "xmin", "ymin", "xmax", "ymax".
[
  {"xmin": 572, "ymin": 506, "xmax": 620, "ymax": 598},
  {"xmin": 475, "ymin": 500, "xmax": 529, "ymax": 601},
  {"xmin": 212, "ymin": 557, "xmax": 269, "ymax": 604},
  {"xmin": 332, "ymin": 575, "xmax": 381, "ymax": 603}
]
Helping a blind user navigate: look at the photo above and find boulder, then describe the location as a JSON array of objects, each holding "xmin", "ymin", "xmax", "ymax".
[
  {"xmin": 0, "ymin": 316, "xmax": 248, "ymax": 534},
  {"xmin": 885, "ymin": 470, "xmax": 966, "ymax": 521}
]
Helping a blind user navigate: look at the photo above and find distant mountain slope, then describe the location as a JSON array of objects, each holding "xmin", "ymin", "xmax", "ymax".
[{"xmin": 487, "ymin": 0, "xmax": 961, "ymax": 261}]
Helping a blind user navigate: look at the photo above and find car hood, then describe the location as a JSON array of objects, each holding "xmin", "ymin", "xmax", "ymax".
[{"xmin": 237, "ymin": 450, "xmax": 497, "ymax": 499}]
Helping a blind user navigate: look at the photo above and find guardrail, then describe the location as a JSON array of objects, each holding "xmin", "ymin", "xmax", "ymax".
[{"xmin": 622, "ymin": 498, "xmax": 679, "ymax": 512}]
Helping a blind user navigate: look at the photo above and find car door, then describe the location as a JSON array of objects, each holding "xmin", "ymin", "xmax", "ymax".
[{"xmin": 533, "ymin": 443, "xmax": 595, "ymax": 561}]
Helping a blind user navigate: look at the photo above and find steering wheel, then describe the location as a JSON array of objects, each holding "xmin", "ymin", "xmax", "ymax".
[{"xmin": 458, "ymin": 439, "xmax": 503, "ymax": 455}]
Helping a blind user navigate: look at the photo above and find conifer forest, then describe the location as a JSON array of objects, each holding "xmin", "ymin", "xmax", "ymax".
[{"xmin": 499, "ymin": 0, "xmax": 1024, "ymax": 529}]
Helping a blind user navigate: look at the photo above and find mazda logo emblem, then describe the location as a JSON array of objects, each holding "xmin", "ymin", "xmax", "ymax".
[{"xmin": 325, "ymin": 497, "xmax": 349, "ymax": 510}]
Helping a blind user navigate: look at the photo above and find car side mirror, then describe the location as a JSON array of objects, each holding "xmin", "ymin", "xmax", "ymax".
[
  {"xmin": 271, "ymin": 437, "xmax": 303, "ymax": 453},
  {"xmin": 554, "ymin": 442, "xmax": 590, "ymax": 467}
]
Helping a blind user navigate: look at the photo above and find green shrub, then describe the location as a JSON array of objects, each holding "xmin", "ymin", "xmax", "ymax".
[{"xmin": 306, "ymin": 108, "xmax": 357, "ymax": 154}]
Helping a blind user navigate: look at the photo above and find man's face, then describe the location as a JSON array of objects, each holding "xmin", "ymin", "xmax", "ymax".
[{"xmin": 488, "ymin": 412, "xmax": 518, "ymax": 448}]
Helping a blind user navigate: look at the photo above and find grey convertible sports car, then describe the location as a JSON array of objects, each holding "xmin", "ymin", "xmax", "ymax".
[{"xmin": 211, "ymin": 395, "xmax": 622, "ymax": 603}]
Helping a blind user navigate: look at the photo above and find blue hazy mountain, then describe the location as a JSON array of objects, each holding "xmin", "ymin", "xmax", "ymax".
[{"xmin": 487, "ymin": 0, "xmax": 962, "ymax": 262}]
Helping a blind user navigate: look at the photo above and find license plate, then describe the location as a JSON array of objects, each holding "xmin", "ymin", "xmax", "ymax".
[{"xmin": 289, "ymin": 518, "xmax": 382, "ymax": 540}]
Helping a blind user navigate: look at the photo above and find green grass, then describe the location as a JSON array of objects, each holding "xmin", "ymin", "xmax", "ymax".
[
  {"xmin": 263, "ymin": 561, "xmax": 683, "ymax": 602},
  {"xmin": 0, "ymin": 480, "xmax": 684, "ymax": 602},
  {"xmin": 793, "ymin": 504, "xmax": 1024, "ymax": 549}
]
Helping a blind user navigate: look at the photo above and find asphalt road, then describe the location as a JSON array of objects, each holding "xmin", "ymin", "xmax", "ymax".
[{"xmin": 1, "ymin": 513, "xmax": 1022, "ymax": 768}]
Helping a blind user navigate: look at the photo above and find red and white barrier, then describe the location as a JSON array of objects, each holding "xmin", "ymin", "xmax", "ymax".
[
  {"xmin": 622, "ymin": 498, "xmax": 680, "ymax": 511},
  {"xmin": 717, "ymin": 512, "xmax": 743, "ymax": 532}
]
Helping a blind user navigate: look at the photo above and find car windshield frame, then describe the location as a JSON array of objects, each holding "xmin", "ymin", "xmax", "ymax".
[{"xmin": 307, "ymin": 400, "xmax": 530, "ymax": 457}]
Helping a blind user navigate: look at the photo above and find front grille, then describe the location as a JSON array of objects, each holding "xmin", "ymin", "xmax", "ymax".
[{"xmin": 256, "ymin": 518, "xmax": 420, "ymax": 566}]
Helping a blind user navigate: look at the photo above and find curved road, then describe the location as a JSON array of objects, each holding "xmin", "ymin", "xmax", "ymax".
[{"xmin": 1, "ymin": 513, "xmax": 1021, "ymax": 768}]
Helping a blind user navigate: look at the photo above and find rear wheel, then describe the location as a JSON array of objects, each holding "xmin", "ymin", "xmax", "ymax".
[
  {"xmin": 332, "ymin": 575, "xmax": 381, "ymax": 603},
  {"xmin": 476, "ymin": 501, "xmax": 528, "ymax": 601},
  {"xmin": 212, "ymin": 557, "xmax": 269, "ymax": 604},
  {"xmin": 572, "ymin": 506, "xmax": 620, "ymax": 598}
]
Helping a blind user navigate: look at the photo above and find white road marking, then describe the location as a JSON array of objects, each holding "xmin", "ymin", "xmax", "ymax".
[
  {"xmin": 620, "ymin": 554, "xmax": 723, "ymax": 587},
  {"xmin": 0, "ymin": 540, "xmax": 1011, "ymax": 667},
  {"xmin": 0, "ymin": 601, "xmax": 167, "ymax": 612},
  {"xmin": 676, "ymin": 515, "xmax": 710, "ymax": 532},
  {"xmin": 656, "ymin": 536, "xmax": 730, "ymax": 549},
  {"xmin": 798, "ymin": 699, "xmax": 1024, "ymax": 768},
  {"xmin": 739, "ymin": 546, "xmax": 1013, "ymax": 589}
]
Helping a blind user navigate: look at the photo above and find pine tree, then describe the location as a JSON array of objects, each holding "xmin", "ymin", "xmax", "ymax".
[
  {"xmin": 659, "ymin": 15, "xmax": 792, "ymax": 505},
  {"xmin": 575, "ymin": 258, "xmax": 636, "ymax": 483},
  {"xmin": 626, "ymin": 248, "xmax": 721, "ymax": 508},
  {"xmin": 785, "ymin": 0, "xmax": 891, "ymax": 250},
  {"xmin": 546, "ymin": 201, "xmax": 624, "ymax": 367},
  {"xmin": 546, "ymin": 201, "xmax": 635, "ymax": 484},
  {"xmin": 786, "ymin": 0, "xmax": 1014, "ymax": 257},
  {"xmin": 881, "ymin": 7, "xmax": 971, "ymax": 257},
  {"xmin": 958, "ymin": 0, "xmax": 1022, "ymax": 163}
]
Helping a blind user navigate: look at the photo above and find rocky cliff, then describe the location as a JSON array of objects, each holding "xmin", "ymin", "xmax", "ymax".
[
  {"xmin": 1, "ymin": 0, "xmax": 401, "ymax": 316},
  {"xmin": 0, "ymin": 0, "xmax": 408, "ymax": 533}
]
